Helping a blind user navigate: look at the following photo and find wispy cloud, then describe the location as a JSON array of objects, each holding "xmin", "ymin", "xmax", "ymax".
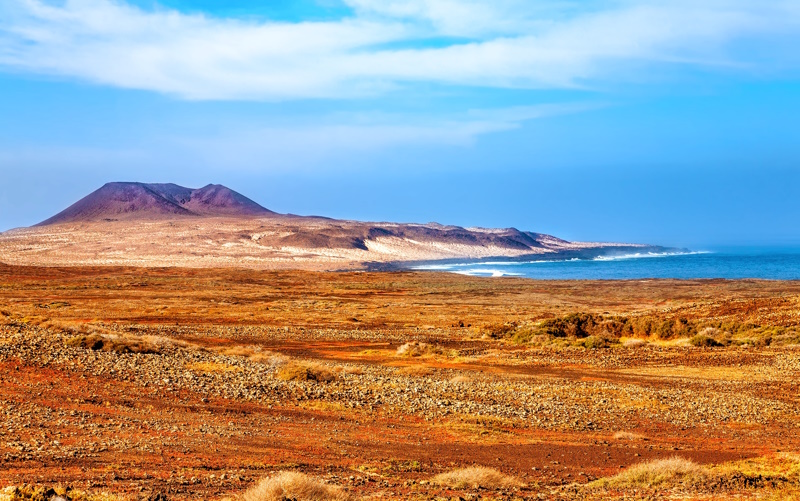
[
  {"xmin": 0, "ymin": 103, "xmax": 599, "ymax": 173},
  {"xmin": 1, "ymin": 0, "xmax": 799, "ymax": 100},
  {"xmin": 166, "ymin": 102, "xmax": 601, "ymax": 170}
]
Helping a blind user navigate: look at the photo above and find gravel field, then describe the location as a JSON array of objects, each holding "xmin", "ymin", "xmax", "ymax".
[{"xmin": 1, "ymin": 266, "xmax": 800, "ymax": 499}]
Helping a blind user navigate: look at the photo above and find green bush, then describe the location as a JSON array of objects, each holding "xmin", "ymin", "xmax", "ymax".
[
  {"xmin": 577, "ymin": 335, "xmax": 617, "ymax": 349},
  {"xmin": 690, "ymin": 335, "xmax": 723, "ymax": 348},
  {"xmin": 481, "ymin": 322, "xmax": 518, "ymax": 339},
  {"xmin": 500, "ymin": 312, "xmax": 784, "ymax": 347}
]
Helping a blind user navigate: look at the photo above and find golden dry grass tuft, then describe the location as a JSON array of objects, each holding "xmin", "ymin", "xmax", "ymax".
[
  {"xmin": 613, "ymin": 431, "xmax": 647, "ymax": 441},
  {"xmin": 583, "ymin": 452, "xmax": 800, "ymax": 497},
  {"xmin": 248, "ymin": 352, "xmax": 287, "ymax": 364},
  {"xmin": 276, "ymin": 361, "xmax": 337, "ymax": 382},
  {"xmin": 241, "ymin": 472, "xmax": 351, "ymax": 501},
  {"xmin": 623, "ymin": 338, "xmax": 647, "ymax": 348},
  {"xmin": 592, "ymin": 456, "xmax": 709, "ymax": 489},
  {"xmin": 431, "ymin": 467, "xmax": 522, "ymax": 490},
  {"xmin": 714, "ymin": 452, "xmax": 800, "ymax": 483},
  {"xmin": 396, "ymin": 342, "xmax": 445, "ymax": 357},
  {"xmin": 341, "ymin": 366, "xmax": 364, "ymax": 375},
  {"xmin": 1, "ymin": 485, "xmax": 123, "ymax": 501}
]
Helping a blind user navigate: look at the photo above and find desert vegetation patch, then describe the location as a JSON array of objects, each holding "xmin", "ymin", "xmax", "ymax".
[
  {"xmin": 431, "ymin": 466, "xmax": 522, "ymax": 489},
  {"xmin": 65, "ymin": 334, "xmax": 162, "ymax": 355},
  {"xmin": 241, "ymin": 472, "xmax": 351, "ymax": 501},
  {"xmin": 486, "ymin": 312, "xmax": 800, "ymax": 347}
]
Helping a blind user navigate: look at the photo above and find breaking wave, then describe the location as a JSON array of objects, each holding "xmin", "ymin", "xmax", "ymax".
[
  {"xmin": 452, "ymin": 268, "xmax": 522, "ymax": 277},
  {"xmin": 403, "ymin": 250, "xmax": 800, "ymax": 280},
  {"xmin": 412, "ymin": 251, "xmax": 708, "ymax": 272},
  {"xmin": 591, "ymin": 251, "xmax": 710, "ymax": 261}
]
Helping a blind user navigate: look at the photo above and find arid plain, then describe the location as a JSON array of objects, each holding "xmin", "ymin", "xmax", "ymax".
[{"xmin": 2, "ymin": 264, "xmax": 800, "ymax": 500}]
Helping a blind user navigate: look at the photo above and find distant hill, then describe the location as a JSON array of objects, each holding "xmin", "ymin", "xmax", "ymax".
[
  {"xmin": 0, "ymin": 181, "xmax": 671, "ymax": 271},
  {"xmin": 37, "ymin": 182, "xmax": 273, "ymax": 225}
]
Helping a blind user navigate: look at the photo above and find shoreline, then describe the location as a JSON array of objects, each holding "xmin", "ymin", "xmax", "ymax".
[
  {"xmin": 3, "ymin": 261, "xmax": 798, "ymax": 284},
  {"xmin": 386, "ymin": 249, "xmax": 800, "ymax": 281},
  {"xmin": 367, "ymin": 244, "xmax": 683, "ymax": 271}
]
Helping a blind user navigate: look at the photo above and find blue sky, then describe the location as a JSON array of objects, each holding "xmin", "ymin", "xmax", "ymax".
[{"xmin": 1, "ymin": 0, "xmax": 799, "ymax": 247}]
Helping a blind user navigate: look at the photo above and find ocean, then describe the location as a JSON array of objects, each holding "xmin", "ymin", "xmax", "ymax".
[{"xmin": 412, "ymin": 249, "xmax": 800, "ymax": 280}]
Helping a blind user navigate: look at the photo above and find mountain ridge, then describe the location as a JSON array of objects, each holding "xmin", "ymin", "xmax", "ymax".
[
  {"xmin": 37, "ymin": 182, "xmax": 273, "ymax": 226},
  {"xmin": 1, "ymin": 182, "xmax": 672, "ymax": 271}
]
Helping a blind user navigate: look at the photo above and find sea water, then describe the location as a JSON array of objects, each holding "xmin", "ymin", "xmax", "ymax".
[{"xmin": 412, "ymin": 248, "xmax": 800, "ymax": 280}]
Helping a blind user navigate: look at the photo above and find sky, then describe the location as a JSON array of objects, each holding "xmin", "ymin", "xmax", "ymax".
[{"xmin": 1, "ymin": 0, "xmax": 799, "ymax": 248}]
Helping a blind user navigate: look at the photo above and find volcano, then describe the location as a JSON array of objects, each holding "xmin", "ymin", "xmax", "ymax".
[
  {"xmin": 37, "ymin": 182, "xmax": 273, "ymax": 225},
  {"xmin": 0, "ymin": 181, "xmax": 674, "ymax": 271}
]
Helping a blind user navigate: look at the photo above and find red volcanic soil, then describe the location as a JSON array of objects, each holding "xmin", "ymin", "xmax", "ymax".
[{"xmin": 1, "ymin": 267, "xmax": 799, "ymax": 499}]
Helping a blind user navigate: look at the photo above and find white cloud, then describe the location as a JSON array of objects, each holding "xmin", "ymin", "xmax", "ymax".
[
  {"xmin": 342, "ymin": 0, "xmax": 542, "ymax": 36},
  {"xmin": 0, "ymin": 103, "xmax": 598, "ymax": 173},
  {"xmin": 0, "ymin": 0, "xmax": 799, "ymax": 100},
  {"xmin": 167, "ymin": 103, "xmax": 598, "ymax": 170}
]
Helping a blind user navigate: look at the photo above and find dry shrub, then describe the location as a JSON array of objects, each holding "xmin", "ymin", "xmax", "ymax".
[
  {"xmin": 613, "ymin": 431, "xmax": 647, "ymax": 441},
  {"xmin": 432, "ymin": 467, "xmax": 521, "ymax": 490},
  {"xmin": 242, "ymin": 472, "xmax": 350, "ymax": 501},
  {"xmin": 575, "ymin": 335, "xmax": 617, "ymax": 349},
  {"xmin": 715, "ymin": 452, "xmax": 800, "ymax": 484},
  {"xmin": 2, "ymin": 485, "xmax": 122, "ymax": 501},
  {"xmin": 248, "ymin": 352, "xmax": 287, "ymax": 365},
  {"xmin": 396, "ymin": 365, "xmax": 434, "ymax": 377},
  {"xmin": 341, "ymin": 366, "xmax": 364, "ymax": 375},
  {"xmin": 480, "ymin": 322, "xmax": 517, "ymax": 339},
  {"xmin": 595, "ymin": 457, "xmax": 709, "ymax": 489},
  {"xmin": 396, "ymin": 342, "xmax": 445, "ymax": 357},
  {"xmin": 48, "ymin": 320, "xmax": 110, "ymax": 336},
  {"xmin": 276, "ymin": 362, "xmax": 336, "ymax": 383},
  {"xmin": 510, "ymin": 313, "xmax": 731, "ymax": 344},
  {"xmin": 690, "ymin": 334, "xmax": 723, "ymax": 348},
  {"xmin": 585, "ymin": 452, "xmax": 800, "ymax": 497},
  {"xmin": 588, "ymin": 453, "xmax": 800, "ymax": 496},
  {"xmin": 518, "ymin": 334, "xmax": 551, "ymax": 346},
  {"xmin": 623, "ymin": 339, "xmax": 647, "ymax": 348},
  {"xmin": 65, "ymin": 334, "xmax": 161, "ymax": 355}
]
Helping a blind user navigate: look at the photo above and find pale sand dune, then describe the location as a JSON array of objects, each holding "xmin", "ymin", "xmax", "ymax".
[
  {"xmin": 0, "ymin": 217, "xmax": 649, "ymax": 271},
  {"xmin": 0, "ymin": 182, "xmax": 656, "ymax": 270}
]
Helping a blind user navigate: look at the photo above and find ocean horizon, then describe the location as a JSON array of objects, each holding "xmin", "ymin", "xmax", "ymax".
[{"xmin": 411, "ymin": 247, "xmax": 800, "ymax": 280}]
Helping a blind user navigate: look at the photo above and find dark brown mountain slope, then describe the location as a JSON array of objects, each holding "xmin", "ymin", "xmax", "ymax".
[{"xmin": 37, "ymin": 182, "xmax": 273, "ymax": 225}]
